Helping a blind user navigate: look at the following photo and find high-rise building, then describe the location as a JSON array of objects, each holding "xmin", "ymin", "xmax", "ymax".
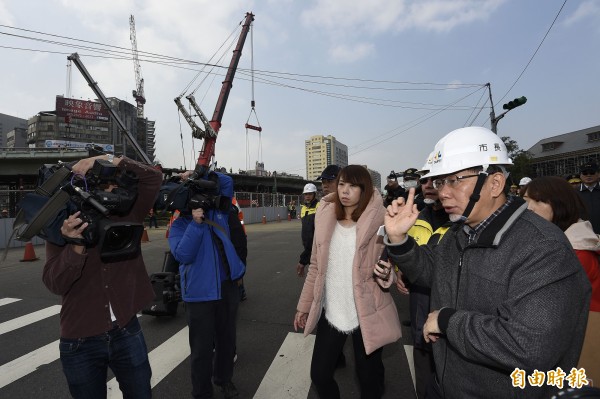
[{"xmin": 305, "ymin": 135, "xmax": 348, "ymax": 180}]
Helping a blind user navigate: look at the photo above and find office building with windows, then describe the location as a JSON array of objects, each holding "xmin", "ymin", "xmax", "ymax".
[{"xmin": 305, "ymin": 134, "xmax": 348, "ymax": 180}]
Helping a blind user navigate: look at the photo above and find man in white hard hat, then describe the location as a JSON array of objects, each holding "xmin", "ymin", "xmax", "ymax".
[
  {"xmin": 296, "ymin": 183, "xmax": 319, "ymax": 277},
  {"xmin": 518, "ymin": 176, "xmax": 532, "ymax": 196},
  {"xmin": 382, "ymin": 127, "xmax": 590, "ymax": 398}
]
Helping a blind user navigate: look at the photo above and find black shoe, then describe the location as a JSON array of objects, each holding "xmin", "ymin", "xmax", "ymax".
[
  {"xmin": 335, "ymin": 352, "xmax": 346, "ymax": 369},
  {"xmin": 219, "ymin": 382, "xmax": 239, "ymax": 399}
]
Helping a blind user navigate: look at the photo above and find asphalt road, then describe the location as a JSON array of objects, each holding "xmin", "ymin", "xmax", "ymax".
[{"xmin": 0, "ymin": 220, "xmax": 416, "ymax": 398}]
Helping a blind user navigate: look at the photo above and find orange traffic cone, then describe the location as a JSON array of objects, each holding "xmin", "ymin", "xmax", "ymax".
[
  {"xmin": 277, "ymin": 214, "xmax": 281, "ymax": 222},
  {"xmin": 262, "ymin": 215, "xmax": 266, "ymax": 224},
  {"xmin": 141, "ymin": 228, "xmax": 150, "ymax": 243},
  {"xmin": 20, "ymin": 242, "xmax": 38, "ymax": 262},
  {"xmin": 287, "ymin": 213, "xmax": 291, "ymax": 221}
]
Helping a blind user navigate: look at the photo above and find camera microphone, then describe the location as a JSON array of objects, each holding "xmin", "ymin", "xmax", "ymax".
[{"xmin": 73, "ymin": 187, "xmax": 110, "ymax": 216}]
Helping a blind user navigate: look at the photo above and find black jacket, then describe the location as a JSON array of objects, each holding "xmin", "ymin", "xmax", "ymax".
[
  {"xmin": 299, "ymin": 199, "xmax": 318, "ymax": 265},
  {"xmin": 387, "ymin": 197, "xmax": 591, "ymax": 398}
]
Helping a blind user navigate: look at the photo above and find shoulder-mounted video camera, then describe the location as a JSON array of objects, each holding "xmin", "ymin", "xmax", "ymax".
[
  {"xmin": 156, "ymin": 170, "xmax": 231, "ymax": 213},
  {"xmin": 13, "ymin": 158, "xmax": 144, "ymax": 262}
]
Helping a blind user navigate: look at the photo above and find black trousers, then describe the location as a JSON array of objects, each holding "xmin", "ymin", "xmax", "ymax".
[
  {"xmin": 310, "ymin": 314, "xmax": 384, "ymax": 399},
  {"xmin": 414, "ymin": 347, "xmax": 435, "ymax": 399},
  {"xmin": 186, "ymin": 280, "xmax": 240, "ymax": 399}
]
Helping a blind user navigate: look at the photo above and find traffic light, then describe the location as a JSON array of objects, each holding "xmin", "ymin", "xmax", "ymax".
[{"xmin": 503, "ymin": 96, "xmax": 527, "ymax": 110}]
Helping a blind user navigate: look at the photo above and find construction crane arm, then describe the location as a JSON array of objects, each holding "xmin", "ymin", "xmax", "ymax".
[
  {"xmin": 67, "ymin": 53, "xmax": 151, "ymax": 164},
  {"xmin": 186, "ymin": 95, "xmax": 217, "ymax": 138},
  {"xmin": 174, "ymin": 96, "xmax": 206, "ymax": 139},
  {"xmin": 130, "ymin": 15, "xmax": 146, "ymax": 118}
]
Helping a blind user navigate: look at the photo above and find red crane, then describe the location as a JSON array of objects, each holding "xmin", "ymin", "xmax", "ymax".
[{"xmin": 194, "ymin": 12, "xmax": 255, "ymax": 177}]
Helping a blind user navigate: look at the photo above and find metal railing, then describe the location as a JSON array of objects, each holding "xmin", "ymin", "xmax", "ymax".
[{"xmin": 0, "ymin": 189, "xmax": 305, "ymax": 222}]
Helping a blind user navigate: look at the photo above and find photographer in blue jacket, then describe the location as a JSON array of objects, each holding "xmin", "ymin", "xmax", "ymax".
[{"xmin": 168, "ymin": 171, "xmax": 245, "ymax": 399}]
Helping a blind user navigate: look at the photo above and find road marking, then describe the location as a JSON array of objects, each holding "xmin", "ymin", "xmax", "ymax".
[
  {"xmin": 0, "ymin": 298, "xmax": 21, "ymax": 307},
  {"xmin": 107, "ymin": 326, "xmax": 191, "ymax": 399},
  {"xmin": 0, "ymin": 305, "xmax": 61, "ymax": 335},
  {"xmin": 253, "ymin": 332, "xmax": 315, "ymax": 399},
  {"xmin": 404, "ymin": 344, "xmax": 416, "ymax": 393},
  {"xmin": 0, "ymin": 340, "xmax": 59, "ymax": 389}
]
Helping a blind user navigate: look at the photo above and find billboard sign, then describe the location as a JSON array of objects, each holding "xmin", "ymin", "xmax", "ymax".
[
  {"xmin": 55, "ymin": 97, "xmax": 110, "ymax": 122},
  {"xmin": 44, "ymin": 140, "xmax": 114, "ymax": 152}
]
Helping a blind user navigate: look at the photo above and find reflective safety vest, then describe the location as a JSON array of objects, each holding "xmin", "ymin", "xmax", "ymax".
[{"xmin": 232, "ymin": 197, "xmax": 246, "ymax": 234}]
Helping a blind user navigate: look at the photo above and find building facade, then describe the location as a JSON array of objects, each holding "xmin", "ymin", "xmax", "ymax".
[
  {"xmin": 0, "ymin": 113, "xmax": 27, "ymax": 148},
  {"xmin": 6, "ymin": 127, "xmax": 28, "ymax": 148},
  {"xmin": 304, "ymin": 134, "xmax": 348, "ymax": 180},
  {"xmin": 527, "ymin": 124, "xmax": 600, "ymax": 177},
  {"xmin": 366, "ymin": 167, "xmax": 382, "ymax": 192},
  {"xmin": 26, "ymin": 96, "xmax": 155, "ymax": 162}
]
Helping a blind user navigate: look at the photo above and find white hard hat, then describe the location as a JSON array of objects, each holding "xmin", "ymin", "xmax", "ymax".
[
  {"xmin": 417, "ymin": 152, "xmax": 434, "ymax": 175},
  {"xmin": 303, "ymin": 183, "xmax": 317, "ymax": 194},
  {"xmin": 424, "ymin": 127, "xmax": 513, "ymax": 178},
  {"xmin": 519, "ymin": 177, "xmax": 532, "ymax": 186}
]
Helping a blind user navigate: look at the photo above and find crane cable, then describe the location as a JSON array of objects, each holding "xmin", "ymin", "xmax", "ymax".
[{"xmin": 245, "ymin": 23, "xmax": 262, "ymax": 171}]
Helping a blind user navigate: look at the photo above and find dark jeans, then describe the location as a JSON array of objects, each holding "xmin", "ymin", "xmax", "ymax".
[
  {"xmin": 186, "ymin": 279, "xmax": 240, "ymax": 399},
  {"xmin": 59, "ymin": 316, "xmax": 152, "ymax": 399},
  {"xmin": 311, "ymin": 314, "xmax": 384, "ymax": 399},
  {"xmin": 149, "ymin": 216, "xmax": 158, "ymax": 228}
]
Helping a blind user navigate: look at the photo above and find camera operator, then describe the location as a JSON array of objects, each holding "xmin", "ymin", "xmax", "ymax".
[
  {"xmin": 168, "ymin": 171, "xmax": 246, "ymax": 399},
  {"xmin": 42, "ymin": 154, "xmax": 162, "ymax": 399}
]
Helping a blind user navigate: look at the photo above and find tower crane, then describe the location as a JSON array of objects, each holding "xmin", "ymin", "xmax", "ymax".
[{"xmin": 129, "ymin": 15, "xmax": 145, "ymax": 118}]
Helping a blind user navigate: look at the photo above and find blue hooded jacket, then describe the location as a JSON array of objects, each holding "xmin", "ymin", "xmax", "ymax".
[{"xmin": 168, "ymin": 172, "xmax": 245, "ymax": 302}]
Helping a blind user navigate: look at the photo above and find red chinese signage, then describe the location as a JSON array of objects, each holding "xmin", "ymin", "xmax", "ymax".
[{"xmin": 55, "ymin": 97, "xmax": 110, "ymax": 122}]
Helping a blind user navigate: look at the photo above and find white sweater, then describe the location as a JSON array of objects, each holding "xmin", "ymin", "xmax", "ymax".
[{"xmin": 324, "ymin": 222, "xmax": 358, "ymax": 333}]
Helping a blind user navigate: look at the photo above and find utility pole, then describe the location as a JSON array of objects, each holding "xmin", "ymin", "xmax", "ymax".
[{"xmin": 487, "ymin": 83, "xmax": 527, "ymax": 134}]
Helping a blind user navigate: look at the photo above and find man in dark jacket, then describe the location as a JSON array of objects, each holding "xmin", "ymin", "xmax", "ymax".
[
  {"xmin": 578, "ymin": 161, "xmax": 600, "ymax": 233},
  {"xmin": 383, "ymin": 171, "xmax": 406, "ymax": 207},
  {"xmin": 316, "ymin": 164, "xmax": 340, "ymax": 198},
  {"xmin": 405, "ymin": 170, "xmax": 450, "ymax": 399},
  {"xmin": 383, "ymin": 127, "xmax": 591, "ymax": 399}
]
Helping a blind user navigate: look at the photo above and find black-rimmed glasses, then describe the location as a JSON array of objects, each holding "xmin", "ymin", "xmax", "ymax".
[{"xmin": 432, "ymin": 174, "xmax": 480, "ymax": 190}]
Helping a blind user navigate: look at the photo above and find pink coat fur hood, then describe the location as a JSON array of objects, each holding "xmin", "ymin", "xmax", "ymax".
[{"xmin": 296, "ymin": 190, "xmax": 402, "ymax": 354}]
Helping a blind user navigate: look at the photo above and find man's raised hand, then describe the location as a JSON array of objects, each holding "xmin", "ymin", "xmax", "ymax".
[{"xmin": 384, "ymin": 187, "xmax": 420, "ymax": 243}]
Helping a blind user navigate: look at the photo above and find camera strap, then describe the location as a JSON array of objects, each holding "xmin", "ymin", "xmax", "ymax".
[{"xmin": 203, "ymin": 219, "xmax": 226, "ymax": 236}]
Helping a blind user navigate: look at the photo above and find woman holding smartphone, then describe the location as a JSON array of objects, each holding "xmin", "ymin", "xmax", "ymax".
[{"xmin": 294, "ymin": 165, "xmax": 402, "ymax": 399}]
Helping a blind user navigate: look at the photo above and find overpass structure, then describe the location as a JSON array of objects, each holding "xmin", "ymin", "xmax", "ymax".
[{"xmin": 0, "ymin": 147, "xmax": 313, "ymax": 216}]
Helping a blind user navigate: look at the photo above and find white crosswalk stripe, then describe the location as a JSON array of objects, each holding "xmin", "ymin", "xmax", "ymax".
[
  {"xmin": 0, "ymin": 298, "xmax": 21, "ymax": 307},
  {"xmin": 0, "ymin": 305, "xmax": 61, "ymax": 335},
  {"xmin": 106, "ymin": 326, "xmax": 191, "ymax": 399},
  {"xmin": 0, "ymin": 297, "xmax": 416, "ymax": 398},
  {"xmin": 0, "ymin": 340, "xmax": 59, "ymax": 389},
  {"xmin": 254, "ymin": 332, "xmax": 314, "ymax": 399}
]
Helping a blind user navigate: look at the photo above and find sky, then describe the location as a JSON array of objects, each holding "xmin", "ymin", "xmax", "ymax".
[{"xmin": 0, "ymin": 0, "xmax": 599, "ymax": 180}]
